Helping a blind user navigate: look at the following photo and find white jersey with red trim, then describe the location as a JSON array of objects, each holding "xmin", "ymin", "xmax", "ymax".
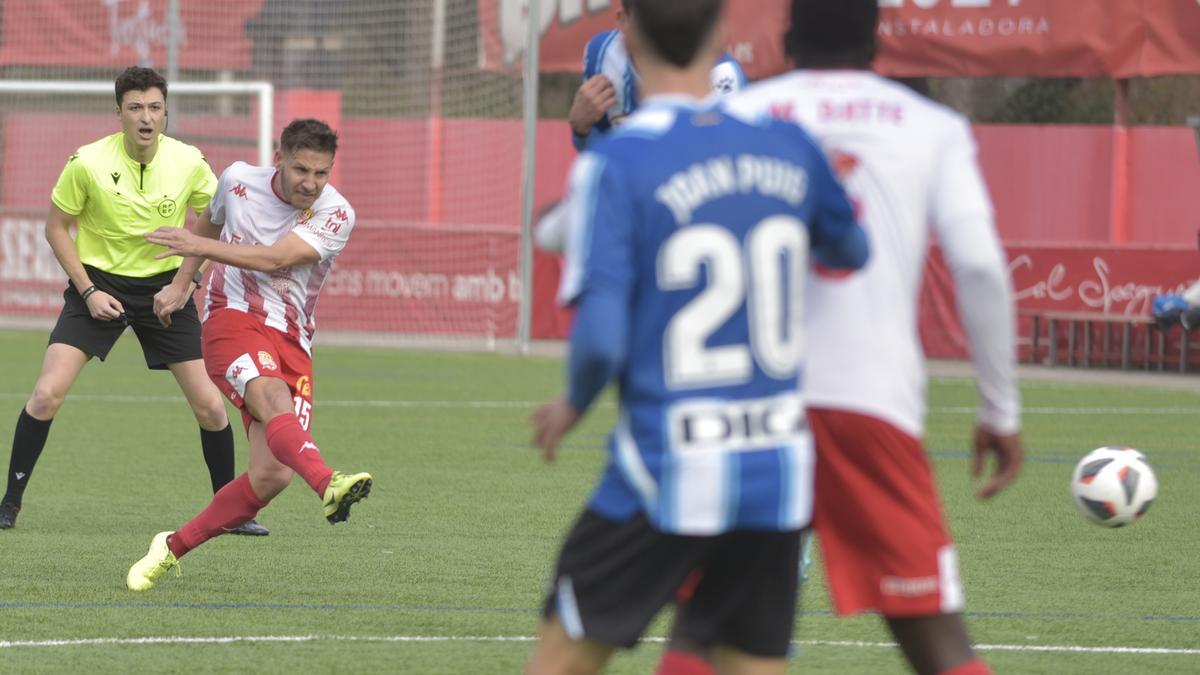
[
  {"xmin": 204, "ymin": 161, "xmax": 355, "ymax": 354},
  {"xmin": 727, "ymin": 71, "xmax": 1019, "ymax": 437}
]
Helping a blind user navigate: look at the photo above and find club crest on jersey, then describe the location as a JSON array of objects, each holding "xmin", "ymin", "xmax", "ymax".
[
  {"xmin": 257, "ymin": 351, "xmax": 278, "ymax": 371},
  {"xmin": 295, "ymin": 375, "xmax": 312, "ymax": 397},
  {"xmin": 299, "ymin": 208, "xmax": 314, "ymax": 224}
]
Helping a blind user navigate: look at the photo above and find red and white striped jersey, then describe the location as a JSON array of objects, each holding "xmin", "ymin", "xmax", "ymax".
[
  {"xmin": 204, "ymin": 161, "xmax": 355, "ymax": 354},
  {"xmin": 728, "ymin": 71, "xmax": 1019, "ymax": 437}
]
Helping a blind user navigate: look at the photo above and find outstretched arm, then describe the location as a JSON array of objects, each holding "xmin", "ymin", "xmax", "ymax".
[
  {"xmin": 152, "ymin": 207, "xmax": 222, "ymax": 327},
  {"xmin": 145, "ymin": 219, "xmax": 320, "ymax": 274}
]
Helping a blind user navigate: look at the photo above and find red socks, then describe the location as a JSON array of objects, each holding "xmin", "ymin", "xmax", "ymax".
[
  {"xmin": 169, "ymin": 473, "xmax": 268, "ymax": 558},
  {"xmin": 941, "ymin": 660, "xmax": 992, "ymax": 675},
  {"xmin": 166, "ymin": 413, "xmax": 335, "ymax": 559},
  {"xmin": 264, "ymin": 413, "xmax": 333, "ymax": 496},
  {"xmin": 655, "ymin": 650, "xmax": 714, "ymax": 675}
]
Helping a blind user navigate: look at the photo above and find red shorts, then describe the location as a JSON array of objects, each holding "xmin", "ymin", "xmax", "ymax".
[
  {"xmin": 201, "ymin": 309, "xmax": 315, "ymax": 433},
  {"xmin": 809, "ymin": 408, "xmax": 963, "ymax": 618}
]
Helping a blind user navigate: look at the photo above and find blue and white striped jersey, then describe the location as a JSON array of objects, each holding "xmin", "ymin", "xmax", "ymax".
[
  {"xmin": 573, "ymin": 29, "xmax": 747, "ymax": 151},
  {"xmin": 558, "ymin": 96, "xmax": 868, "ymax": 536}
]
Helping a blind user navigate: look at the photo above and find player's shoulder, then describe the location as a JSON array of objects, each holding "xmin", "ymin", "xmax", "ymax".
[
  {"xmin": 585, "ymin": 29, "xmax": 621, "ymax": 54},
  {"xmin": 71, "ymin": 132, "xmax": 122, "ymax": 165},
  {"xmin": 158, "ymin": 134, "xmax": 207, "ymax": 162},
  {"xmin": 864, "ymin": 74, "xmax": 971, "ymax": 130},
  {"xmin": 313, "ymin": 183, "xmax": 355, "ymax": 220},
  {"xmin": 597, "ymin": 101, "xmax": 693, "ymax": 162},
  {"xmin": 584, "ymin": 29, "xmax": 622, "ymax": 65},
  {"xmin": 734, "ymin": 109, "xmax": 826, "ymax": 167},
  {"xmin": 219, "ymin": 160, "xmax": 263, "ymax": 182}
]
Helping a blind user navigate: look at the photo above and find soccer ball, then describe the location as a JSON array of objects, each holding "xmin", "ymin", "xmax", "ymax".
[{"xmin": 1070, "ymin": 446, "xmax": 1157, "ymax": 527}]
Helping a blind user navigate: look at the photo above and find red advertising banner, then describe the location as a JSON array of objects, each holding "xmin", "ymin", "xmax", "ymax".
[
  {"xmin": 876, "ymin": 0, "xmax": 1200, "ymax": 78},
  {"xmin": 478, "ymin": 0, "xmax": 788, "ymax": 79},
  {"xmin": 479, "ymin": 0, "xmax": 1200, "ymax": 79},
  {"xmin": 0, "ymin": 0, "xmax": 263, "ymax": 70},
  {"xmin": 3, "ymin": 207, "xmax": 1198, "ymax": 351},
  {"xmin": 921, "ymin": 245, "xmax": 1200, "ymax": 358}
]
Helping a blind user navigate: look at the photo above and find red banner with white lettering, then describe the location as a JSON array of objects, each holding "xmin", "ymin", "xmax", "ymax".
[
  {"xmin": 6, "ymin": 208, "xmax": 1197, "ymax": 351},
  {"xmin": 479, "ymin": 0, "xmax": 1200, "ymax": 78},
  {"xmin": 921, "ymin": 245, "xmax": 1200, "ymax": 358},
  {"xmin": 0, "ymin": 0, "xmax": 263, "ymax": 70}
]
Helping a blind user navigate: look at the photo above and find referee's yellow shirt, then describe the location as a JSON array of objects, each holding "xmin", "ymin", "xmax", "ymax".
[{"xmin": 51, "ymin": 132, "xmax": 218, "ymax": 277}]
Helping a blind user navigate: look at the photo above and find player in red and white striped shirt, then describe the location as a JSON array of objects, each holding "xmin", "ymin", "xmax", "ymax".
[{"xmin": 125, "ymin": 119, "xmax": 373, "ymax": 591}]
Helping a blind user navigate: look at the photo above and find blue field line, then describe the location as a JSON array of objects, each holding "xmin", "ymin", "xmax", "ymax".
[
  {"xmin": 2, "ymin": 602, "xmax": 1199, "ymax": 623},
  {"xmin": 520, "ymin": 445, "xmax": 1200, "ymax": 470},
  {"xmin": 928, "ymin": 450, "xmax": 1200, "ymax": 471}
]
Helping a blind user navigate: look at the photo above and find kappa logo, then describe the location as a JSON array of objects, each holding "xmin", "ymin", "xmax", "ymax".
[
  {"xmin": 230, "ymin": 184, "xmax": 248, "ymax": 199},
  {"xmin": 298, "ymin": 441, "xmax": 318, "ymax": 454},
  {"xmin": 229, "ymin": 365, "xmax": 246, "ymax": 379},
  {"xmin": 257, "ymin": 351, "xmax": 278, "ymax": 371}
]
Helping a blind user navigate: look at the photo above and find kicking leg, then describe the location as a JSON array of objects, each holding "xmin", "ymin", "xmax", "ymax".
[
  {"xmin": 125, "ymin": 426, "xmax": 288, "ymax": 591},
  {"xmin": 242, "ymin": 375, "xmax": 371, "ymax": 524},
  {"xmin": 168, "ymin": 359, "xmax": 268, "ymax": 536}
]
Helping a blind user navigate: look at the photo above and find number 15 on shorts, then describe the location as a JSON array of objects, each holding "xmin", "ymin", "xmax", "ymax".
[{"xmin": 293, "ymin": 396, "xmax": 312, "ymax": 431}]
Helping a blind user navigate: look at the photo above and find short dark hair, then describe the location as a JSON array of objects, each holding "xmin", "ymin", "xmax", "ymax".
[
  {"xmin": 115, "ymin": 66, "xmax": 167, "ymax": 105},
  {"xmin": 620, "ymin": 0, "xmax": 632, "ymax": 12},
  {"xmin": 279, "ymin": 119, "xmax": 339, "ymax": 156},
  {"xmin": 629, "ymin": 0, "xmax": 723, "ymax": 69},
  {"xmin": 785, "ymin": 0, "xmax": 878, "ymax": 69}
]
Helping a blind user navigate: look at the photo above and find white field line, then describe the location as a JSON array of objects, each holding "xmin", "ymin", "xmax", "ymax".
[
  {"xmin": 0, "ymin": 392, "xmax": 1193, "ymax": 415},
  {"xmin": 0, "ymin": 635, "xmax": 1198, "ymax": 656}
]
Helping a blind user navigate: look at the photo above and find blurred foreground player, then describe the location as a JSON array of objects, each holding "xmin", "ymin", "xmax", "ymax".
[{"xmin": 526, "ymin": 0, "xmax": 869, "ymax": 671}]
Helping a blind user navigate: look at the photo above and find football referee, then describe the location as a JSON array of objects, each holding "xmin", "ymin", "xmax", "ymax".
[{"xmin": 0, "ymin": 67, "xmax": 266, "ymax": 536}]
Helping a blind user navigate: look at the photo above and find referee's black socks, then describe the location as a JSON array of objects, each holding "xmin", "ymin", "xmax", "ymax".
[
  {"xmin": 199, "ymin": 423, "xmax": 237, "ymax": 493},
  {"xmin": 4, "ymin": 408, "xmax": 53, "ymax": 507}
]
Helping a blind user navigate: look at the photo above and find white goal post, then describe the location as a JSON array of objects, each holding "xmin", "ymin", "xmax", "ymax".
[{"xmin": 0, "ymin": 80, "xmax": 274, "ymax": 167}]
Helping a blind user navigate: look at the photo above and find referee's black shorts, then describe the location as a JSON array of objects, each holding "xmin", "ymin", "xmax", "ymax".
[
  {"xmin": 49, "ymin": 265, "xmax": 203, "ymax": 370},
  {"xmin": 541, "ymin": 509, "xmax": 803, "ymax": 658}
]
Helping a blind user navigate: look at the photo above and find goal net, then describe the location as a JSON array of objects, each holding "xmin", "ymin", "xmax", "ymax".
[{"xmin": 0, "ymin": 0, "xmax": 533, "ymax": 348}]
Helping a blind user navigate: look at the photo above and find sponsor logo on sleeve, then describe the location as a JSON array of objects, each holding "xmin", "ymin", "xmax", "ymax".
[{"xmin": 257, "ymin": 350, "xmax": 278, "ymax": 371}]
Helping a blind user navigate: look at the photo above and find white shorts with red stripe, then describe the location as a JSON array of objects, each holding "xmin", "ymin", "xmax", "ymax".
[{"xmin": 809, "ymin": 408, "xmax": 965, "ymax": 617}]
